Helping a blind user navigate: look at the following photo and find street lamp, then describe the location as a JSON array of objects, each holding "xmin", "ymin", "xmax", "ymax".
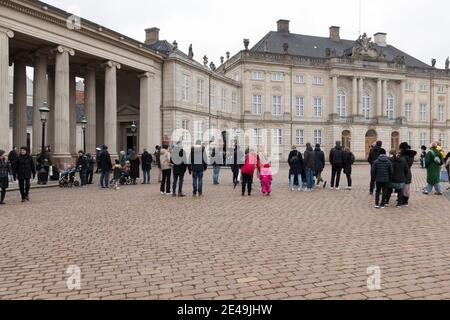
[
  {"xmin": 39, "ymin": 101, "xmax": 50, "ymax": 155},
  {"xmin": 81, "ymin": 116, "xmax": 87, "ymax": 153},
  {"xmin": 131, "ymin": 121, "xmax": 137, "ymax": 151}
]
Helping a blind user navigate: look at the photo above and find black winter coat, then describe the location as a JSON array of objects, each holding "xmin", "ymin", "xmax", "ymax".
[
  {"xmin": 330, "ymin": 146, "xmax": 345, "ymax": 167},
  {"xmin": 141, "ymin": 152, "xmax": 153, "ymax": 171},
  {"xmin": 368, "ymin": 146, "xmax": 385, "ymax": 165},
  {"xmin": 171, "ymin": 147, "xmax": 188, "ymax": 176},
  {"xmin": 389, "ymin": 156, "xmax": 409, "ymax": 184},
  {"xmin": 371, "ymin": 155, "xmax": 393, "ymax": 183},
  {"xmin": 288, "ymin": 150, "xmax": 304, "ymax": 176},
  {"xmin": 99, "ymin": 150, "xmax": 113, "ymax": 172},
  {"xmin": 314, "ymin": 148, "xmax": 325, "ymax": 173},
  {"xmin": 130, "ymin": 158, "xmax": 140, "ymax": 179},
  {"xmin": 304, "ymin": 149, "xmax": 315, "ymax": 170},
  {"xmin": 189, "ymin": 146, "xmax": 208, "ymax": 172},
  {"xmin": 343, "ymin": 151, "xmax": 355, "ymax": 175},
  {"xmin": 15, "ymin": 154, "xmax": 36, "ymax": 180},
  {"xmin": 400, "ymin": 150, "xmax": 417, "ymax": 184}
]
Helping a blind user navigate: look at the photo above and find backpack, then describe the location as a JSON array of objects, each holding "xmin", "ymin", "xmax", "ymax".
[{"xmin": 433, "ymin": 150, "xmax": 443, "ymax": 166}]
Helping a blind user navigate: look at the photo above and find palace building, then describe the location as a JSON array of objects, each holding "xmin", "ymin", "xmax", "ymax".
[{"xmin": 1, "ymin": 1, "xmax": 449, "ymax": 165}]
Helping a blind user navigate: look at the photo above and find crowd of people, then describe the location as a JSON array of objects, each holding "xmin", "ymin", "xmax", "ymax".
[{"xmin": 0, "ymin": 138, "xmax": 449, "ymax": 206}]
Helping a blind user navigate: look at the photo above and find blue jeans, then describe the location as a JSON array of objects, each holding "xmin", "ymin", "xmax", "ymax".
[
  {"xmin": 100, "ymin": 171, "xmax": 110, "ymax": 188},
  {"xmin": 173, "ymin": 174, "xmax": 184, "ymax": 194},
  {"xmin": 426, "ymin": 183, "xmax": 442, "ymax": 193},
  {"xmin": 80, "ymin": 170, "xmax": 87, "ymax": 186},
  {"xmin": 143, "ymin": 170, "xmax": 151, "ymax": 183},
  {"xmin": 290, "ymin": 174, "xmax": 302, "ymax": 191},
  {"xmin": 192, "ymin": 170, "xmax": 204, "ymax": 194},
  {"xmin": 305, "ymin": 169, "xmax": 314, "ymax": 189},
  {"xmin": 213, "ymin": 166, "xmax": 221, "ymax": 184}
]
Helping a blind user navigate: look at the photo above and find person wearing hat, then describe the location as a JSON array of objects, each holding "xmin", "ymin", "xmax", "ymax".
[
  {"xmin": 314, "ymin": 144, "xmax": 326, "ymax": 188},
  {"xmin": 14, "ymin": 147, "xmax": 36, "ymax": 202},
  {"xmin": 98, "ymin": 145, "xmax": 112, "ymax": 189},
  {"xmin": 399, "ymin": 142, "xmax": 417, "ymax": 207},
  {"xmin": 329, "ymin": 141, "xmax": 345, "ymax": 190},
  {"xmin": 288, "ymin": 145, "xmax": 304, "ymax": 192}
]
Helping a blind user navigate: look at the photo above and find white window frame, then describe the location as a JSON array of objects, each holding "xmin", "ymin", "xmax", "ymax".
[
  {"xmin": 182, "ymin": 74, "xmax": 190, "ymax": 102},
  {"xmin": 407, "ymin": 132, "xmax": 413, "ymax": 147},
  {"xmin": 295, "ymin": 75, "xmax": 305, "ymax": 84},
  {"xmin": 272, "ymin": 95, "xmax": 282, "ymax": 116},
  {"xmin": 181, "ymin": 119, "xmax": 189, "ymax": 141},
  {"xmin": 252, "ymin": 71, "xmax": 264, "ymax": 81},
  {"xmin": 337, "ymin": 90, "xmax": 346, "ymax": 118},
  {"xmin": 210, "ymin": 84, "xmax": 216, "ymax": 108},
  {"xmin": 420, "ymin": 104, "xmax": 427, "ymax": 122},
  {"xmin": 438, "ymin": 133, "xmax": 446, "ymax": 148},
  {"xmin": 295, "ymin": 97, "xmax": 304, "ymax": 117},
  {"xmin": 295, "ymin": 129, "xmax": 304, "ymax": 146},
  {"xmin": 405, "ymin": 103, "xmax": 412, "ymax": 121},
  {"xmin": 313, "ymin": 97, "xmax": 323, "ymax": 117},
  {"xmin": 232, "ymin": 91, "xmax": 238, "ymax": 113},
  {"xmin": 313, "ymin": 76, "xmax": 323, "ymax": 85},
  {"xmin": 405, "ymin": 83, "xmax": 413, "ymax": 91},
  {"xmin": 386, "ymin": 93, "xmax": 395, "ymax": 120},
  {"xmin": 313, "ymin": 129, "xmax": 323, "ymax": 145},
  {"xmin": 420, "ymin": 84, "xmax": 428, "ymax": 92},
  {"xmin": 252, "ymin": 95, "xmax": 262, "ymax": 115},
  {"xmin": 420, "ymin": 132, "xmax": 427, "ymax": 148},
  {"xmin": 253, "ymin": 128, "xmax": 262, "ymax": 146},
  {"xmin": 363, "ymin": 91, "xmax": 371, "ymax": 120},
  {"xmin": 437, "ymin": 85, "xmax": 446, "ymax": 94},
  {"xmin": 272, "ymin": 129, "xmax": 283, "ymax": 146},
  {"xmin": 438, "ymin": 105, "xmax": 445, "ymax": 122},
  {"xmin": 221, "ymin": 88, "xmax": 227, "ymax": 112},
  {"xmin": 271, "ymin": 72, "xmax": 284, "ymax": 82},
  {"xmin": 197, "ymin": 78, "xmax": 204, "ymax": 105}
]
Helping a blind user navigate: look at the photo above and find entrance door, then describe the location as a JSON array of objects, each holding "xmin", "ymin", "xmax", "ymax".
[
  {"xmin": 391, "ymin": 132, "xmax": 400, "ymax": 151},
  {"xmin": 365, "ymin": 130, "xmax": 378, "ymax": 159},
  {"xmin": 342, "ymin": 130, "xmax": 351, "ymax": 150},
  {"xmin": 126, "ymin": 128, "xmax": 137, "ymax": 152}
]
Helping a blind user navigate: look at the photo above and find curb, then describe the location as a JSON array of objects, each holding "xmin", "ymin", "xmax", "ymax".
[{"xmin": 6, "ymin": 183, "xmax": 59, "ymax": 193}]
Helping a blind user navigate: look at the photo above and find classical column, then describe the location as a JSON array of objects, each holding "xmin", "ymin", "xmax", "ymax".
[
  {"xmin": 332, "ymin": 75, "xmax": 338, "ymax": 116},
  {"xmin": 358, "ymin": 77, "xmax": 364, "ymax": 116},
  {"xmin": 352, "ymin": 77, "xmax": 358, "ymax": 116},
  {"xmin": 104, "ymin": 61, "xmax": 121, "ymax": 156},
  {"xmin": 376, "ymin": 79, "xmax": 382, "ymax": 117},
  {"xmin": 69, "ymin": 72, "xmax": 76, "ymax": 155},
  {"xmin": 13, "ymin": 58, "xmax": 28, "ymax": 149},
  {"xmin": 0, "ymin": 27, "xmax": 14, "ymax": 151},
  {"xmin": 84, "ymin": 67, "xmax": 96, "ymax": 154},
  {"xmin": 32, "ymin": 53, "xmax": 48, "ymax": 155},
  {"xmin": 138, "ymin": 71, "xmax": 161, "ymax": 152},
  {"xmin": 47, "ymin": 70, "xmax": 55, "ymax": 150},
  {"xmin": 383, "ymin": 80, "xmax": 388, "ymax": 117},
  {"xmin": 53, "ymin": 45, "xmax": 75, "ymax": 162}
]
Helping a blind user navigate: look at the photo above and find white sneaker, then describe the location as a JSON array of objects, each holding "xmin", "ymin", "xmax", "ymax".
[
  {"xmin": 347, "ymin": 187, "xmax": 352, "ymax": 190},
  {"xmin": 160, "ymin": 191, "xmax": 165, "ymax": 195},
  {"xmin": 335, "ymin": 187, "xmax": 341, "ymax": 190},
  {"xmin": 330, "ymin": 187, "xmax": 335, "ymax": 190}
]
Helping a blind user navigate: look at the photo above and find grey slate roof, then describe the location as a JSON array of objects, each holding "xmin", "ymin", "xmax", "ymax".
[
  {"xmin": 146, "ymin": 40, "xmax": 206, "ymax": 69},
  {"xmin": 252, "ymin": 31, "xmax": 430, "ymax": 68}
]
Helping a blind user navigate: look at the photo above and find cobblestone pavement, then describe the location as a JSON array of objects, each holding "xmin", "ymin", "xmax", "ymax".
[{"xmin": 0, "ymin": 164, "xmax": 450, "ymax": 300}]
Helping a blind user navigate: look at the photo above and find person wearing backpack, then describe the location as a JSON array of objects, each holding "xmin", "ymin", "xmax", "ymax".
[
  {"xmin": 343, "ymin": 148, "xmax": 355, "ymax": 190},
  {"xmin": 288, "ymin": 146, "xmax": 304, "ymax": 192},
  {"xmin": 423, "ymin": 142, "xmax": 444, "ymax": 195},
  {"xmin": 141, "ymin": 149, "xmax": 153, "ymax": 184},
  {"xmin": 371, "ymin": 149, "xmax": 393, "ymax": 209}
]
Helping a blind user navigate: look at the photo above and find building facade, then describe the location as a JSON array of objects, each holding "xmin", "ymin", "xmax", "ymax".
[{"xmin": 1, "ymin": 1, "xmax": 449, "ymax": 166}]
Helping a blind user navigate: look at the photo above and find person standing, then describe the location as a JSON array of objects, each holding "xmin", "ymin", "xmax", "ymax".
[
  {"xmin": 368, "ymin": 141, "xmax": 385, "ymax": 195},
  {"xmin": 171, "ymin": 143, "xmax": 188, "ymax": 197},
  {"xmin": 343, "ymin": 148, "xmax": 355, "ymax": 190},
  {"xmin": 386, "ymin": 149, "xmax": 409, "ymax": 208},
  {"xmin": 371, "ymin": 150, "xmax": 393, "ymax": 209},
  {"xmin": 99, "ymin": 145, "xmax": 113, "ymax": 189},
  {"xmin": 159, "ymin": 146, "xmax": 172, "ymax": 195},
  {"xmin": 211, "ymin": 144, "xmax": 223, "ymax": 185},
  {"xmin": 423, "ymin": 142, "xmax": 444, "ymax": 195},
  {"xmin": 260, "ymin": 163, "xmax": 273, "ymax": 196},
  {"xmin": 399, "ymin": 143, "xmax": 417, "ymax": 207},
  {"xmin": 141, "ymin": 149, "xmax": 153, "ymax": 184},
  {"xmin": 240, "ymin": 149, "xmax": 261, "ymax": 197},
  {"xmin": 0, "ymin": 150, "xmax": 11, "ymax": 205},
  {"xmin": 231, "ymin": 143, "xmax": 243, "ymax": 185},
  {"xmin": 304, "ymin": 143, "xmax": 315, "ymax": 192},
  {"xmin": 86, "ymin": 153, "xmax": 96, "ymax": 185},
  {"xmin": 445, "ymin": 151, "xmax": 450, "ymax": 191},
  {"xmin": 189, "ymin": 141, "xmax": 208, "ymax": 197},
  {"xmin": 76, "ymin": 151, "xmax": 88, "ymax": 187},
  {"xmin": 155, "ymin": 145, "xmax": 162, "ymax": 183},
  {"xmin": 14, "ymin": 147, "xmax": 36, "ymax": 202},
  {"xmin": 8, "ymin": 146, "xmax": 18, "ymax": 181},
  {"xmin": 329, "ymin": 141, "xmax": 345, "ymax": 190},
  {"xmin": 314, "ymin": 144, "xmax": 326, "ymax": 188},
  {"xmin": 129, "ymin": 152, "xmax": 140, "ymax": 185},
  {"xmin": 288, "ymin": 146, "xmax": 304, "ymax": 192},
  {"xmin": 420, "ymin": 146, "xmax": 427, "ymax": 169}
]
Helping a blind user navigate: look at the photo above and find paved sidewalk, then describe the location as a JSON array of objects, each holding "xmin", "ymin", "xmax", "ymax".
[{"xmin": 0, "ymin": 164, "xmax": 450, "ymax": 300}]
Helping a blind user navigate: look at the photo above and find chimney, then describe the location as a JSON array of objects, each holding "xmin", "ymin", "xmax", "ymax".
[
  {"xmin": 329, "ymin": 26, "xmax": 340, "ymax": 41},
  {"xmin": 374, "ymin": 32, "xmax": 387, "ymax": 47},
  {"xmin": 277, "ymin": 19, "xmax": 290, "ymax": 34},
  {"xmin": 145, "ymin": 27, "xmax": 160, "ymax": 45}
]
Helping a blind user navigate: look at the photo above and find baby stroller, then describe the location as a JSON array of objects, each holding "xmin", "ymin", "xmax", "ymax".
[
  {"xmin": 109, "ymin": 168, "xmax": 133, "ymax": 187},
  {"xmin": 59, "ymin": 167, "xmax": 80, "ymax": 188}
]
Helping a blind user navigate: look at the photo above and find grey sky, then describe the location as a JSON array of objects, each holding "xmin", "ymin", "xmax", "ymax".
[{"xmin": 43, "ymin": 0, "xmax": 450, "ymax": 68}]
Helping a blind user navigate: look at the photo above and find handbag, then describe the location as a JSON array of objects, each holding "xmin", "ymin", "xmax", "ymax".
[{"xmin": 441, "ymin": 170, "xmax": 449, "ymax": 182}]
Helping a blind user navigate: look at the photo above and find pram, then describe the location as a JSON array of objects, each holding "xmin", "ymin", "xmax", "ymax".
[
  {"xmin": 59, "ymin": 167, "xmax": 80, "ymax": 188},
  {"xmin": 109, "ymin": 168, "xmax": 133, "ymax": 187}
]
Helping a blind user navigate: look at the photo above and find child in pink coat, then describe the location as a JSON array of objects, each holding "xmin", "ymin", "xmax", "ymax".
[{"xmin": 260, "ymin": 163, "xmax": 273, "ymax": 196}]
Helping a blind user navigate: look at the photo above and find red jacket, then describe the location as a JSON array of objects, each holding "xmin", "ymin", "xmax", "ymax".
[{"xmin": 241, "ymin": 153, "xmax": 261, "ymax": 177}]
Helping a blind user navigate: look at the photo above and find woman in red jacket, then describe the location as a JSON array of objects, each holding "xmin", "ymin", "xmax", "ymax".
[{"xmin": 240, "ymin": 149, "xmax": 261, "ymax": 197}]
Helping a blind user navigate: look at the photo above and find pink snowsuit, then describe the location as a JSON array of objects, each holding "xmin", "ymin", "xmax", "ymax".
[{"xmin": 260, "ymin": 164, "xmax": 272, "ymax": 194}]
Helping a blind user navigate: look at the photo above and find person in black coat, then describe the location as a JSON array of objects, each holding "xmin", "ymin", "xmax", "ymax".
[
  {"xmin": 8, "ymin": 146, "xmax": 18, "ymax": 181},
  {"xmin": 0, "ymin": 150, "xmax": 11, "ymax": 205},
  {"xmin": 141, "ymin": 149, "xmax": 153, "ymax": 184},
  {"xmin": 76, "ymin": 151, "xmax": 88, "ymax": 187},
  {"xmin": 386, "ymin": 149, "xmax": 409, "ymax": 208},
  {"xmin": 230, "ymin": 144, "xmax": 244, "ymax": 185},
  {"xmin": 188, "ymin": 141, "xmax": 208, "ymax": 196},
  {"xmin": 314, "ymin": 144, "xmax": 326, "ymax": 187},
  {"xmin": 368, "ymin": 141, "xmax": 386, "ymax": 195},
  {"xmin": 98, "ymin": 145, "xmax": 112, "ymax": 189},
  {"xmin": 399, "ymin": 142, "xmax": 417, "ymax": 206},
  {"xmin": 129, "ymin": 152, "xmax": 140, "ymax": 185},
  {"xmin": 85, "ymin": 153, "xmax": 96, "ymax": 185},
  {"xmin": 371, "ymin": 150, "xmax": 393, "ymax": 208},
  {"xmin": 329, "ymin": 141, "xmax": 345, "ymax": 190},
  {"xmin": 288, "ymin": 146, "xmax": 304, "ymax": 191},
  {"xmin": 343, "ymin": 148, "xmax": 355, "ymax": 190},
  {"xmin": 14, "ymin": 147, "xmax": 36, "ymax": 202},
  {"xmin": 171, "ymin": 144, "xmax": 188, "ymax": 197}
]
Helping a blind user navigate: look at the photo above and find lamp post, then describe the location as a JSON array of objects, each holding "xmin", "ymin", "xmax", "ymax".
[
  {"xmin": 131, "ymin": 121, "xmax": 137, "ymax": 151},
  {"xmin": 81, "ymin": 116, "xmax": 87, "ymax": 153},
  {"xmin": 39, "ymin": 101, "xmax": 50, "ymax": 156}
]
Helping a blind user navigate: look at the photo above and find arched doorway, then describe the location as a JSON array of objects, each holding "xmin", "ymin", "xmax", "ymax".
[
  {"xmin": 342, "ymin": 130, "xmax": 351, "ymax": 150},
  {"xmin": 365, "ymin": 130, "xmax": 378, "ymax": 159},
  {"xmin": 391, "ymin": 132, "xmax": 400, "ymax": 151}
]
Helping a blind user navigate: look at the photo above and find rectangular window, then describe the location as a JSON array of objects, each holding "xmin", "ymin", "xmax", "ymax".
[
  {"xmin": 437, "ymin": 85, "xmax": 446, "ymax": 93},
  {"xmin": 194, "ymin": 121, "xmax": 203, "ymax": 142},
  {"xmin": 252, "ymin": 95, "xmax": 262, "ymax": 115},
  {"xmin": 252, "ymin": 71, "xmax": 264, "ymax": 80},
  {"xmin": 271, "ymin": 72, "xmax": 283, "ymax": 81},
  {"xmin": 407, "ymin": 132, "xmax": 413, "ymax": 147},
  {"xmin": 253, "ymin": 128, "xmax": 262, "ymax": 146},
  {"xmin": 272, "ymin": 96, "xmax": 282, "ymax": 115},
  {"xmin": 182, "ymin": 120, "xmax": 189, "ymax": 141},
  {"xmin": 221, "ymin": 88, "xmax": 227, "ymax": 112},
  {"xmin": 272, "ymin": 129, "xmax": 282, "ymax": 146},
  {"xmin": 197, "ymin": 79, "xmax": 204, "ymax": 105},
  {"xmin": 438, "ymin": 105, "xmax": 445, "ymax": 122},
  {"xmin": 420, "ymin": 132, "xmax": 427, "ymax": 148},
  {"xmin": 313, "ymin": 76, "xmax": 323, "ymax": 85},
  {"xmin": 420, "ymin": 104, "xmax": 427, "ymax": 121},
  {"xmin": 313, "ymin": 97, "xmax": 323, "ymax": 117},
  {"xmin": 420, "ymin": 84, "xmax": 428, "ymax": 92},
  {"xmin": 232, "ymin": 92, "xmax": 238, "ymax": 113},
  {"xmin": 314, "ymin": 129, "xmax": 322, "ymax": 145},
  {"xmin": 295, "ymin": 129, "xmax": 304, "ymax": 146},
  {"xmin": 405, "ymin": 103, "xmax": 412, "ymax": 121},
  {"xmin": 295, "ymin": 97, "xmax": 304, "ymax": 117},
  {"xmin": 182, "ymin": 74, "xmax": 190, "ymax": 102},
  {"xmin": 210, "ymin": 84, "xmax": 216, "ymax": 108},
  {"xmin": 405, "ymin": 83, "xmax": 413, "ymax": 91},
  {"xmin": 439, "ymin": 133, "xmax": 446, "ymax": 148},
  {"xmin": 295, "ymin": 75, "xmax": 305, "ymax": 84}
]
